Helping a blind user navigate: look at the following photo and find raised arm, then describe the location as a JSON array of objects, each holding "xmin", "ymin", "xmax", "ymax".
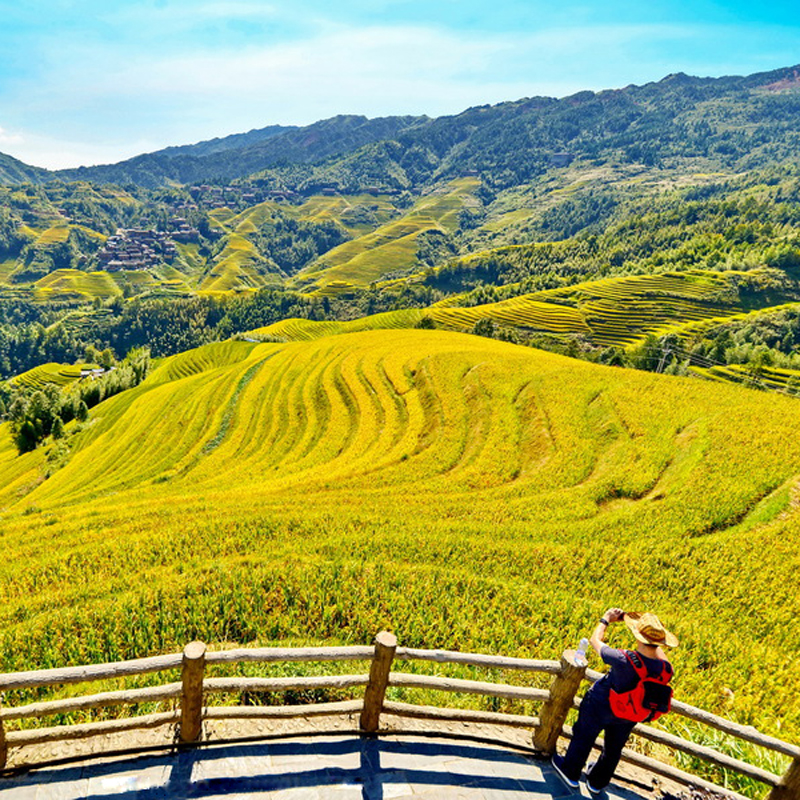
[{"xmin": 589, "ymin": 607, "xmax": 624, "ymax": 656}]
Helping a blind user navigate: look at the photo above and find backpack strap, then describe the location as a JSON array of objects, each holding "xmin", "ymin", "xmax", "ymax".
[
  {"xmin": 623, "ymin": 650, "xmax": 648, "ymax": 679},
  {"xmin": 624, "ymin": 651, "xmax": 672, "ymax": 684}
]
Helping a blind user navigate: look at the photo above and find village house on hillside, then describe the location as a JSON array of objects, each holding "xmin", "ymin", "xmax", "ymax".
[
  {"xmin": 188, "ymin": 184, "xmax": 264, "ymax": 208},
  {"xmin": 169, "ymin": 217, "xmax": 200, "ymax": 243},
  {"xmin": 97, "ymin": 228, "xmax": 178, "ymax": 271}
]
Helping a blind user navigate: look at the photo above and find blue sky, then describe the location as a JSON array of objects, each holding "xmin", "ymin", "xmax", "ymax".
[{"xmin": 0, "ymin": 0, "xmax": 798, "ymax": 169}]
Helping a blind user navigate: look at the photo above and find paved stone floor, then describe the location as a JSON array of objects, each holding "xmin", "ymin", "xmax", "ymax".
[{"xmin": 0, "ymin": 734, "xmax": 648, "ymax": 800}]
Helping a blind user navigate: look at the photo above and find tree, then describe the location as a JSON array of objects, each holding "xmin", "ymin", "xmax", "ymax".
[
  {"xmin": 76, "ymin": 400, "xmax": 89, "ymax": 422},
  {"xmin": 99, "ymin": 348, "xmax": 116, "ymax": 370},
  {"xmin": 472, "ymin": 318, "xmax": 495, "ymax": 338},
  {"xmin": 8, "ymin": 395, "xmax": 27, "ymax": 423},
  {"xmin": 15, "ymin": 419, "xmax": 38, "ymax": 452}
]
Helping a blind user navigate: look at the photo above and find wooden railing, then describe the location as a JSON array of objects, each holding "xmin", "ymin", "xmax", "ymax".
[{"xmin": 0, "ymin": 632, "xmax": 798, "ymax": 800}]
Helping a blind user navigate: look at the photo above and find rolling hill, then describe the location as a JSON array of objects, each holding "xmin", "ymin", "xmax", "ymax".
[
  {"xmin": 1, "ymin": 330, "xmax": 799, "ymax": 756},
  {"xmin": 252, "ymin": 267, "xmax": 800, "ymax": 355}
]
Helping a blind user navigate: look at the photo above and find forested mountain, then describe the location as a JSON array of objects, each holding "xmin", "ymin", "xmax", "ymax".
[
  {"xmin": 0, "ymin": 152, "xmax": 50, "ymax": 186},
  {"xmin": 54, "ymin": 114, "xmax": 425, "ymax": 188},
  {"xmin": 156, "ymin": 124, "xmax": 296, "ymax": 159}
]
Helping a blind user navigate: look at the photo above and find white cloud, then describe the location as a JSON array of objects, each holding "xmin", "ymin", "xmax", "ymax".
[
  {"xmin": 0, "ymin": 126, "xmax": 24, "ymax": 147},
  {"xmin": 0, "ymin": 128, "xmax": 163, "ymax": 170},
  {"xmin": 48, "ymin": 23, "xmax": 629, "ymax": 118}
]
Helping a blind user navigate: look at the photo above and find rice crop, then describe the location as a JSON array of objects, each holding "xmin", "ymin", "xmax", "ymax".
[
  {"xmin": 9, "ymin": 362, "xmax": 85, "ymax": 389},
  {"xmin": 33, "ymin": 269, "xmax": 122, "ymax": 302},
  {"xmin": 0, "ymin": 329, "xmax": 798, "ymax": 768},
  {"xmin": 200, "ymin": 235, "xmax": 278, "ymax": 293}
]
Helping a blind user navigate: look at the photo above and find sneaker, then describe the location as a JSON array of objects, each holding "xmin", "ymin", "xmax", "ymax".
[
  {"xmin": 585, "ymin": 762, "xmax": 603, "ymax": 795},
  {"xmin": 551, "ymin": 754, "xmax": 580, "ymax": 789}
]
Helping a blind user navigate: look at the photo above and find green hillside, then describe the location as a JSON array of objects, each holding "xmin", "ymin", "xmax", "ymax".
[
  {"xmin": 3, "ymin": 66, "xmax": 800, "ymax": 395},
  {"xmin": 1, "ymin": 330, "xmax": 799, "ymax": 764},
  {"xmin": 292, "ymin": 178, "xmax": 480, "ymax": 293}
]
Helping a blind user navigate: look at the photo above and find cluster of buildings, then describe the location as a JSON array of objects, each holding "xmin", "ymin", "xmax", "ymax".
[
  {"xmin": 182, "ymin": 182, "xmax": 408, "ymax": 207},
  {"xmin": 188, "ymin": 185, "xmax": 260, "ymax": 207},
  {"xmin": 169, "ymin": 218, "xmax": 200, "ymax": 243},
  {"xmin": 97, "ymin": 219, "xmax": 199, "ymax": 272}
]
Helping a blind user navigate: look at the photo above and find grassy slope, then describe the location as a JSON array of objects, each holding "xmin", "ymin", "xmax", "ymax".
[
  {"xmin": 0, "ymin": 330, "xmax": 799, "ymax": 753},
  {"xmin": 291, "ymin": 179, "xmax": 479, "ymax": 293},
  {"xmin": 33, "ymin": 269, "xmax": 122, "ymax": 302}
]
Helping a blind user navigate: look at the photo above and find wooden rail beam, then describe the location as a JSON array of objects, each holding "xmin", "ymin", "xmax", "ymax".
[
  {"xmin": 394, "ymin": 648, "xmax": 561, "ymax": 674},
  {"xmin": 1, "ymin": 683, "xmax": 182, "ymax": 722},
  {"xmin": 388, "ymin": 672, "xmax": 549, "ymax": 702},
  {"xmin": 204, "ymin": 646, "xmax": 374, "ymax": 665},
  {"xmin": 769, "ymin": 757, "xmax": 800, "ymax": 800},
  {"xmin": 0, "ymin": 653, "xmax": 182, "ymax": 691},
  {"xmin": 533, "ymin": 650, "xmax": 586, "ymax": 754},
  {"xmin": 204, "ymin": 675, "xmax": 369, "ymax": 694},
  {"xmin": 360, "ymin": 631, "xmax": 397, "ymax": 733},
  {"xmin": 205, "ymin": 700, "xmax": 362, "ymax": 720},
  {"xmin": 0, "ymin": 696, "xmax": 6, "ymax": 770},
  {"xmin": 179, "ymin": 641, "xmax": 206, "ymax": 743},
  {"xmin": 383, "ymin": 700, "xmax": 540, "ymax": 729}
]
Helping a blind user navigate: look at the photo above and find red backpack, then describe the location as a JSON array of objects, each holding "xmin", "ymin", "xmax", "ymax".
[{"xmin": 609, "ymin": 651, "xmax": 673, "ymax": 723}]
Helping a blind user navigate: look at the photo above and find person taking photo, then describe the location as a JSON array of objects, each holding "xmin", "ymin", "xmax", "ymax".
[{"xmin": 551, "ymin": 609, "xmax": 678, "ymax": 794}]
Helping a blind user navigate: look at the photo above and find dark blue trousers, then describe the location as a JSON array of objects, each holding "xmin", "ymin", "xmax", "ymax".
[{"xmin": 561, "ymin": 684, "xmax": 636, "ymax": 789}]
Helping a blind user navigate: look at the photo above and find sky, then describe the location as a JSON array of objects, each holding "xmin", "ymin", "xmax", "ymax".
[{"xmin": 0, "ymin": 0, "xmax": 798, "ymax": 170}]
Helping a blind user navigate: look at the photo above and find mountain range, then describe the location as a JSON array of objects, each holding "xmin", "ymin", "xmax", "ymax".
[{"xmin": 2, "ymin": 64, "xmax": 799, "ymax": 190}]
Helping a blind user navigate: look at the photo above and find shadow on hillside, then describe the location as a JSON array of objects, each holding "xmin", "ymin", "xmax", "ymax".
[{"xmin": 0, "ymin": 734, "xmax": 645, "ymax": 799}]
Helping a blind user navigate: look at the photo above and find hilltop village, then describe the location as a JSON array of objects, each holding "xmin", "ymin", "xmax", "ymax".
[{"xmin": 97, "ymin": 219, "xmax": 199, "ymax": 271}]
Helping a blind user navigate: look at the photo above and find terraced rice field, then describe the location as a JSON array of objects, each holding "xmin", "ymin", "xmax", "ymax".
[
  {"xmin": 535, "ymin": 271, "xmax": 741, "ymax": 346},
  {"xmin": 690, "ymin": 363, "xmax": 800, "ymax": 392},
  {"xmin": 33, "ymin": 269, "xmax": 122, "ymax": 302},
  {"xmin": 35, "ymin": 225, "xmax": 71, "ymax": 246},
  {"xmin": 295, "ymin": 179, "xmax": 480, "ymax": 293},
  {"xmin": 0, "ymin": 257, "xmax": 17, "ymax": 284},
  {"xmin": 289, "ymin": 194, "xmax": 400, "ymax": 235},
  {"xmin": 9, "ymin": 362, "xmax": 86, "ymax": 389},
  {"xmin": 253, "ymin": 309, "xmax": 425, "ymax": 341},
  {"xmin": 200, "ymin": 235, "xmax": 280, "ymax": 293},
  {"xmin": 154, "ymin": 340, "xmax": 258, "ymax": 382},
  {"xmin": 1, "ymin": 330, "xmax": 800, "ymax": 771},
  {"xmin": 429, "ymin": 296, "xmax": 589, "ymax": 336},
  {"xmin": 260, "ymin": 270, "xmax": 755, "ymax": 347}
]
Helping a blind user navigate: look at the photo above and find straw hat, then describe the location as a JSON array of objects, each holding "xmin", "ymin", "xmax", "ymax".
[{"xmin": 623, "ymin": 611, "xmax": 679, "ymax": 649}]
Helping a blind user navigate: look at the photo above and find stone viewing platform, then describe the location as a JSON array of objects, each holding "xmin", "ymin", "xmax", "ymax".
[{"xmin": 0, "ymin": 723, "xmax": 653, "ymax": 800}]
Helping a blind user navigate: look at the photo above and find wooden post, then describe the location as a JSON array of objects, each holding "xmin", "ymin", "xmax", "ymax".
[
  {"xmin": 769, "ymin": 758, "xmax": 800, "ymax": 800},
  {"xmin": 0, "ymin": 696, "xmax": 7, "ymax": 770},
  {"xmin": 179, "ymin": 640, "xmax": 206, "ymax": 743},
  {"xmin": 533, "ymin": 649, "xmax": 586, "ymax": 754},
  {"xmin": 360, "ymin": 631, "xmax": 397, "ymax": 733}
]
